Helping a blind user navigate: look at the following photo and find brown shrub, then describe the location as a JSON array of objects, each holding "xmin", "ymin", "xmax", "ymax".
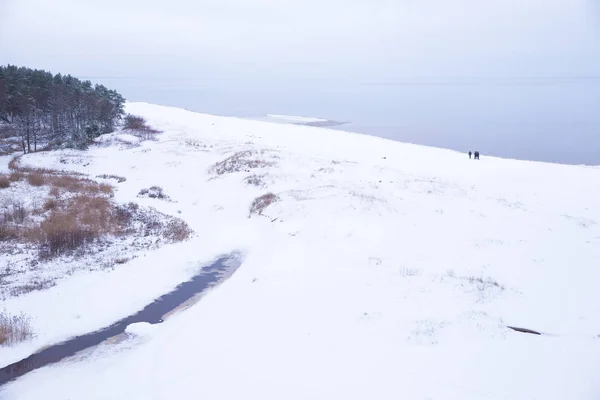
[
  {"xmin": 123, "ymin": 114, "xmax": 162, "ymax": 140},
  {"xmin": 163, "ymin": 219, "xmax": 193, "ymax": 242},
  {"xmin": 38, "ymin": 193, "xmax": 123, "ymax": 257},
  {"xmin": 48, "ymin": 175, "xmax": 85, "ymax": 192},
  {"xmin": 39, "ymin": 212, "xmax": 94, "ymax": 256},
  {"xmin": 249, "ymin": 193, "xmax": 279, "ymax": 216},
  {"xmin": 8, "ymin": 157, "xmax": 19, "ymax": 171},
  {"xmin": 0, "ymin": 175, "xmax": 9, "ymax": 189},
  {"xmin": 9, "ymin": 171, "xmax": 24, "ymax": 182},
  {"xmin": 49, "ymin": 187, "xmax": 60, "ymax": 197},
  {"xmin": 0, "ymin": 221, "xmax": 16, "ymax": 240},
  {"xmin": 0, "ymin": 312, "xmax": 33, "ymax": 346},
  {"xmin": 27, "ymin": 173, "xmax": 45, "ymax": 186},
  {"xmin": 123, "ymin": 114, "xmax": 147, "ymax": 130},
  {"xmin": 47, "ymin": 175, "xmax": 113, "ymax": 197},
  {"xmin": 115, "ymin": 202, "xmax": 138, "ymax": 226},
  {"xmin": 99, "ymin": 183, "xmax": 114, "ymax": 196},
  {"xmin": 43, "ymin": 198, "xmax": 58, "ymax": 211}
]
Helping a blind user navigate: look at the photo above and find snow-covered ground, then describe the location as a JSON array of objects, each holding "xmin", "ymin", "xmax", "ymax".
[{"xmin": 2, "ymin": 102, "xmax": 600, "ymax": 399}]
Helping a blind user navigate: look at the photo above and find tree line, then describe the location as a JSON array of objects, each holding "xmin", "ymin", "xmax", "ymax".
[{"xmin": 0, "ymin": 65, "xmax": 125, "ymax": 152}]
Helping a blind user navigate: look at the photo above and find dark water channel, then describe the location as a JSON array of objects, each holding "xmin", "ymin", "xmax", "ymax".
[{"xmin": 0, "ymin": 254, "xmax": 240, "ymax": 387}]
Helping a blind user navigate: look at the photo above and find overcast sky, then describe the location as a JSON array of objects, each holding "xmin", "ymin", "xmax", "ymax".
[
  {"xmin": 1, "ymin": 0, "xmax": 599, "ymax": 163},
  {"xmin": 2, "ymin": 0, "xmax": 599, "ymax": 81}
]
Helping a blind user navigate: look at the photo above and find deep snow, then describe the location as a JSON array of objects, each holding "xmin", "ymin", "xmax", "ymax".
[{"xmin": 1, "ymin": 102, "xmax": 600, "ymax": 399}]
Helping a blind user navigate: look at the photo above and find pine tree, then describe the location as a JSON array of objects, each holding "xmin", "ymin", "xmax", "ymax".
[{"xmin": 0, "ymin": 65, "xmax": 126, "ymax": 152}]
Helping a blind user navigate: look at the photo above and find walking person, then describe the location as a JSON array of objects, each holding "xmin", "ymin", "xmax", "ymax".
[
  {"xmin": 468, "ymin": 151, "xmax": 472, "ymax": 159},
  {"xmin": 474, "ymin": 151, "xmax": 480, "ymax": 160}
]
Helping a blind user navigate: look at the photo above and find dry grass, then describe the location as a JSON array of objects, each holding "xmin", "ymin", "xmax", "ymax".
[
  {"xmin": 0, "ymin": 175, "xmax": 9, "ymax": 189},
  {"xmin": 8, "ymin": 157, "xmax": 19, "ymax": 171},
  {"xmin": 49, "ymin": 186, "xmax": 60, "ymax": 197},
  {"xmin": 9, "ymin": 280, "xmax": 56, "ymax": 297},
  {"xmin": 9, "ymin": 171, "xmax": 24, "ymax": 182},
  {"xmin": 39, "ymin": 195, "xmax": 116, "ymax": 257},
  {"xmin": 27, "ymin": 173, "xmax": 45, "ymax": 186},
  {"xmin": 0, "ymin": 311, "xmax": 33, "ymax": 346},
  {"xmin": 3, "ymin": 201, "xmax": 27, "ymax": 224},
  {"xmin": 0, "ymin": 222, "xmax": 16, "ymax": 240},
  {"xmin": 96, "ymin": 174, "xmax": 126, "ymax": 183},
  {"xmin": 138, "ymin": 186, "xmax": 170, "ymax": 200},
  {"xmin": 2, "ymin": 164, "xmax": 193, "ymax": 295},
  {"xmin": 249, "ymin": 193, "xmax": 279, "ymax": 216},
  {"xmin": 99, "ymin": 183, "xmax": 113, "ymax": 195},
  {"xmin": 43, "ymin": 198, "xmax": 58, "ymax": 211},
  {"xmin": 48, "ymin": 175, "xmax": 86, "ymax": 192},
  {"xmin": 244, "ymin": 174, "xmax": 267, "ymax": 187},
  {"xmin": 163, "ymin": 219, "xmax": 193, "ymax": 242},
  {"xmin": 123, "ymin": 114, "xmax": 162, "ymax": 140},
  {"xmin": 123, "ymin": 114, "xmax": 147, "ymax": 130},
  {"xmin": 1, "ymin": 167, "xmax": 116, "ymax": 257},
  {"xmin": 210, "ymin": 151, "xmax": 275, "ymax": 175},
  {"xmin": 45, "ymin": 175, "xmax": 113, "ymax": 197}
]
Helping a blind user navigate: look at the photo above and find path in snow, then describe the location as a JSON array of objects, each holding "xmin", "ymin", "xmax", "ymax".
[{"xmin": 0, "ymin": 254, "xmax": 241, "ymax": 387}]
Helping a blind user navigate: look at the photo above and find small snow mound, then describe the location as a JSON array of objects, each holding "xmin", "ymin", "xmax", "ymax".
[{"xmin": 125, "ymin": 322, "xmax": 155, "ymax": 337}]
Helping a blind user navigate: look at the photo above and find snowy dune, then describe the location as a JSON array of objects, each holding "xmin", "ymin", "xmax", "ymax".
[{"xmin": 2, "ymin": 102, "xmax": 600, "ymax": 399}]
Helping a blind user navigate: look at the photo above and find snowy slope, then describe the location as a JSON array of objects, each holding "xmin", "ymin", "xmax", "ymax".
[{"xmin": 2, "ymin": 102, "xmax": 600, "ymax": 399}]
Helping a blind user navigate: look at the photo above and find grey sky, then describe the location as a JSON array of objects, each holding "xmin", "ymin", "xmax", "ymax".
[
  {"xmin": 1, "ymin": 0, "xmax": 599, "ymax": 163},
  {"xmin": 2, "ymin": 0, "xmax": 598, "ymax": 79}
]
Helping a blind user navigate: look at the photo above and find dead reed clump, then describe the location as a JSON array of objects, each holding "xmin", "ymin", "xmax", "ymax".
[
  {"xmin": 0, "ymin": 175, "xmax": 9, "ymax": 189},
  {"xmin": 123, "ymin": 114, "xmax": 162, "ymax": 140},
  {"xmin": 38, "ymin": 195, "xmax": 118, "ymax": 257},
  {"xmin": 27, "ymin": 173, "xmax": 45, "ymax": 187},
  {"xmin": 0, "ymin": 221, "xmax": 16, "ymax": 240},
  {"xmin": 163, "ymin": 219, "xmax": 193, "ymax": 242},
  {"xmin": 9, "ymin": 171, "xmax": 24, "ymax": 182},
  {"xmin": 0, "ymin": 311, "xmax": 33, "ymax": 346},
  {"xmin": 8, "ymin": 157, "xmax": 19, "ymax": 171},
  {"xmin": 98, "ymin": 183, "xmax": 114, "ymax": 196},
  {"xmin": 49, "ymin": 187, "xmax": 60, "ymax": 197},
  {"xmin": 47, "ymin": 175, "xmax": 86, "ymax": 192},
  {"xmin": 43, "ymin": 198, "xmax": 58, "ymax": 211}
]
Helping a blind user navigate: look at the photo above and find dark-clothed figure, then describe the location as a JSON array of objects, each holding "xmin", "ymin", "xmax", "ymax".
[
  {"xmin": 474, "ymin": 151, "xmax": 480, "ymax": 160},
  {"xmin": 468, "ymin": 151, "xmax": 472, "ymax": 159}
]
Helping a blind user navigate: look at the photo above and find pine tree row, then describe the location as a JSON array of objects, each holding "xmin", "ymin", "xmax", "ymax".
[{"xmin": 0, "ymin": 65, "xmax": 125, "ymax": 152}]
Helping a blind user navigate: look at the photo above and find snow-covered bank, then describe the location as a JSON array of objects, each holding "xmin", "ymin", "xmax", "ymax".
[{"xmin": 2, "ymin": 102, "xmax": 600, "ymax": 399}]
